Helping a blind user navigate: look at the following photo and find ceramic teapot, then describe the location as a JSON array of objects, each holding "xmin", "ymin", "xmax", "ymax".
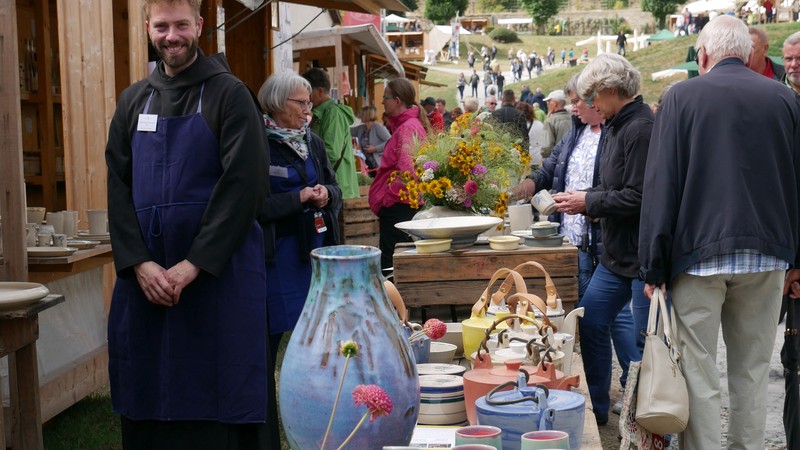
[{"xmin": 475, "ymin": 371, "xmax": 585, "ymax": 450}]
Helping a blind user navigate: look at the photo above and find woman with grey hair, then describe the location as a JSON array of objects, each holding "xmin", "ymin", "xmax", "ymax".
[
  {"xmin": 554, "ymin": 52, "xmax": 653, "ymax": 426},
  {"xmin": 257, "ymin": 72, "xmax": 342, "ymax": 448}
]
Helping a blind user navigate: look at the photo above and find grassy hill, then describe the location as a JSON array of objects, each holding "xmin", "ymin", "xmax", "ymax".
[{"xmin": 420, "ymin": 22, "xmax": 799, "ymax": 107}]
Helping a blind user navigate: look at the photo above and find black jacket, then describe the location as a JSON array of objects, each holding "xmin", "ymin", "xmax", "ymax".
[
  {"xmin": 531, "ymin": 115, "xmax": 606, "ymax": 257},
  {"xmin": 260, "ymin": 130, "xmax": 342, "ymax": 263},
  {"xmin": 585, "ymin": 96, "xmax": 653, "ymax": 279},
  {"xmin": 640, "ymin": 59, "xmax": 800, "ymax": 285},
  {"xmin": 491, "ymin": 103, "xmax": 529, "ymax": 146}
]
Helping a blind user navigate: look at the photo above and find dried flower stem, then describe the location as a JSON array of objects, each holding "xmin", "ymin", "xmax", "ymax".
[
  {"xmin": 334, "ymin": 411, "xmax": 369, "ymax": 450},
  {"xmin": 321, "ymin": 356, "xmax": 351, "ymax": 450}
]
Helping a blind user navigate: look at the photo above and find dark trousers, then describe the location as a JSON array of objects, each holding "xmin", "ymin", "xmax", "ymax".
[
  {"xmin": 266, "ymin": 332, "xmax": 283, "ymax": 450},
  {"xmin": 379, "ymin": 203, "xmax": 416, "ymax": 270},
  {"xmin": 121, "ymin": 417, "xmax": 269, "ymax": 450}
]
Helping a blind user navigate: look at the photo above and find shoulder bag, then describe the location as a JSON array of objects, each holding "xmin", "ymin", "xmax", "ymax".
[{"xmin": 635, "ymin": 287, "xmax": 689, "ymax": 435}]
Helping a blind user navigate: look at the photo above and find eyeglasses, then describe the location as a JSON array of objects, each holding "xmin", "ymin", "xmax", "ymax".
[
  {"xmin": 693, "ymin": 47, "xmax": 703, "ymax": 66},
  {"xmin": 783, "ymin": 56, "xmax": 800, "ymax": 65},
  {"xmin": 288, "ymin": 98, "xmax": 313, "ymax": 110},
  {"xmin": 585, "ymin": 92, "xmax": 596, "ymax": 107},
  {"xmin": 489, "ymin": 102, "xmax": 497, "ymax": 105}
]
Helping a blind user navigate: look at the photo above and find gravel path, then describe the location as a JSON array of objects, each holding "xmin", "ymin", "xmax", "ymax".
[{"xmin": 597, "ymin": 324, "xmax": 791, "ymax": 449}]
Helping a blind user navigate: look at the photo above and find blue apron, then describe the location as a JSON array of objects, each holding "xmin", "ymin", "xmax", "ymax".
[
  {"xmin": 266, "ymin": 149, "xmax": 324, "ymax": 334},
  {"xmin": 108, "ymin": 85, "xmax": 268, "ymax": 423}
]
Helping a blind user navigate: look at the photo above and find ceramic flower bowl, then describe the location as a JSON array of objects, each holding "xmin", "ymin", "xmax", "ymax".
[
  {"xmin": 428, "ymin": 342, "xmax": 458, "ymax": 364},
  {"xmin": 395, "ymin": 216, "xmax": 504, "ymax": 249},
  {"xmin": 440, "ymin": 323, "xmax": 464, "ymax": 358}
]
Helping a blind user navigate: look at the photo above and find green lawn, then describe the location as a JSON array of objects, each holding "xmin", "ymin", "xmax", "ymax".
[{"xmin": 421, "ymin": 22, "xmax": 800, "ymax": 108}]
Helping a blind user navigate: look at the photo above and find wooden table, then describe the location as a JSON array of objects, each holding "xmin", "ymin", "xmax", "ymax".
[
  {"xmin": 0, "ymin": 295, "xmax": 65, "ymax": 449},
  {"xmin": 392, "ymin": 242, "xmax": 579, "ymax": 321}
]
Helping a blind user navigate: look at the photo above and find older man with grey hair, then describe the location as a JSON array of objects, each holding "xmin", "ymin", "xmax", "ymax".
[
  {"xmin": 783, "ymin": 30, "xmax": 800, "ymax": 96},
  {"xmin": 640, "ymin": 15, "xmax": 800, "ymax": 449}
]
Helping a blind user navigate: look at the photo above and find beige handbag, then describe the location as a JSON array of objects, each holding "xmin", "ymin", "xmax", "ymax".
[{"xmin": 635, "ymin": 287, "xmax": 689, "ymax": 435}]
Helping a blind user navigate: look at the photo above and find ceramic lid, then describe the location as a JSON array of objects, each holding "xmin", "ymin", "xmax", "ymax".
[
  {"xmin": 419, "ymin": 374, "xmax": 464, "ymax": 393},
  {"xmin": 464, "ymin": 361, "xmax": 546, "ymax": 387},
  {"xmin": 417, "ymin": 363, "xmax": 467, "ymax": 376}
]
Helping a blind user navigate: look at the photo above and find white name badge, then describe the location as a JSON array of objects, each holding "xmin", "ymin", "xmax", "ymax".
[
  {"xmin": 269, "ymin": 165, "xmax": 289, "ymax": 178},
  {"xmin": 137, "ymin": 114, "xmax": 158, "ymax": 132}
]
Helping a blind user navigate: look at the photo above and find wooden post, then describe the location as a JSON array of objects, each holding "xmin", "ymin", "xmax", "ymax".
[
  {"xmin": 0, "ymin": 0, "xmax": 29, "ymax": 284},
  {"xmin": 127, "ymin": 0, "xmax": 149, "ymax": 83}
]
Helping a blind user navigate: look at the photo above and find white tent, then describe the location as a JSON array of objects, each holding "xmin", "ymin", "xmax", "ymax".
[
  {"xmin": 384, "ymin": 13, "xmax": 413, "ymax": 23},
  {"xmin": 497, "ymin": 17, "xmax": 533, "ymax": 25},
  {"xmin": 685, "ymin": 0, "xmax": 735, "ymax": 14},
  {"xmin": 427, "ymin": 25, "xmax": 471, "ymax": 52}
]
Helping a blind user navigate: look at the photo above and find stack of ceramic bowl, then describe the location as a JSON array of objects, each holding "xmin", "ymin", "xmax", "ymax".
[
  {"xmin": 524, "ymin": 221, "xmax": 565, "ymax": 247},
  {"xmin": 418, "ymin": 374, "xmax": 468, "ymax": 426}
]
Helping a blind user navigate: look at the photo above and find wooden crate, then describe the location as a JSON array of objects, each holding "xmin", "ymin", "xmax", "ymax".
[
  {"xmin": 341, "ymin": 192, "xmax": 379, "ymax": 247},
  {"xmin": 392, "ymin": 243, "xmax": 579, "ymax": 313}
]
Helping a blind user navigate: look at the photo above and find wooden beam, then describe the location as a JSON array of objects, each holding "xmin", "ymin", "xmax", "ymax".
[
  {"xmin": 127, "ymin": 0, "xmax": 148, "ymax": 84},
  {"xmin": 35, "ymin": 0, "xmax": 57, "ymax": 211},
  {"xmin": 0, "ymin": 0, "xmax": 28, "ymax": 283},
  {"xmin": 292, "ymin": 34, "xmax": 335, "ymax": 51},
  {"xmin": 334, "ymin": 36, "xmax": 342, "ymax": 96}
]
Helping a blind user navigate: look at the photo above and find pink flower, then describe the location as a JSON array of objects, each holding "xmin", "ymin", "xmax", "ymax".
[
  {"xmin": 464, "ymin": 180, "xmax": 479, "ymax": 195},
  {"xmin": 471, "ymin": 164, "xmax": 488, "ymax": 175},
  {"xmin": 352, "ymin": 385, "xmax": 393, "ymax": 422},
  {"xmin": 422, "ymin": 161, "xmax": 439, "ymax": 171},
  {"xmin": 424, "ymin": 318, "xmax": 447, "ymax": 340}
]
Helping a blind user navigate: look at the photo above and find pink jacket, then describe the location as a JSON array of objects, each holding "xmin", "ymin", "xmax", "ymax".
[{"xmin": 369, "ymin": 107, "xmax": 428, "ymax": 215}]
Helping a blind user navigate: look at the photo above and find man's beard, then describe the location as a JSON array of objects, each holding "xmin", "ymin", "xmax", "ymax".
[{"xmin": 156, "ymin": 37, "xmax": 199, "ymax": 70}]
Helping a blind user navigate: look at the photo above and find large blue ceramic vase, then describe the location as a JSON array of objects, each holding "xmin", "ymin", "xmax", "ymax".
[{"xmin": 279, "ymin": 245, "xmax": 420, "ymax": 449}]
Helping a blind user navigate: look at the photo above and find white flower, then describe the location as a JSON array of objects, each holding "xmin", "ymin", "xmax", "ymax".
[
  {"xmin": 421, "ymin": 169, "xmax": 434, "ymax": 182},
  {"xmin": 415, "ymin": 154, "xmax": 430, "ymax": 164}
]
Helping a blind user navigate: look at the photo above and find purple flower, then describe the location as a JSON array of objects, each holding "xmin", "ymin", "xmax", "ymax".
[
  {"xmin": 422, "ymin": 161, "xmax": 439, "ymax": 171},
  {"xmin": 464, "ymin": 180, "xmax": 479, "ymax": 195},
  {"xmin": 471, "ymin": 164, "xmax": 488, "ymax": 175},
  {"xmin": 464, "ymin": 197, "xmax": 473, "ymax": 208}
]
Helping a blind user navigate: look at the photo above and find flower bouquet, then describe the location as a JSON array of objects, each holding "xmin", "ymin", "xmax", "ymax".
[{"xmin": 392, "ymin": 112, "xmax": 530, "ymax": 218}]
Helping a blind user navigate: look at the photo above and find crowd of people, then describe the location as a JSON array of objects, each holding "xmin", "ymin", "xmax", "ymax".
[{"xmin": 102, "ymin": 0, "xmax": 800, "ymax": 448}]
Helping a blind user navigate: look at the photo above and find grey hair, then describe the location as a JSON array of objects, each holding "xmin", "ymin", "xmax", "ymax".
[
  {"xmin": 564, "ymin": 71, "xmax": 582, "ymax": 97},
  {"xmin": 257, "ymin": 72, "xmax": 312, "ymax": 114},
  {"xmin": 785, "ymin": 30, "xmax": 800, "ymax": 48},
  {"xmin": 463, "ymin": 97, "xmax": 479, "ymax": 113},
  {"xmin": 575, "ymin": 53, "xmax": 640, "ymax": 100},
  {"xmin": 696, "ymin": 15, "xmax": 751, "ymax": 63}
]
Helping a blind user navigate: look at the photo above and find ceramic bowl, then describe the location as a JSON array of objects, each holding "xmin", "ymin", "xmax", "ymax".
[
  {"xmin": 524, "ymin": 234, "xmax": 565, "ymax": 247},
  {"xmin": 530, "ymin": 221, "xmax": 560, "ymax": 237},
  {"xmin": 395, "ymin": 216, "xmax": 504, "ymax": 248},
  {"xmin": 488, "ymin": 235, "xmax": 521, "ymax": 250},
  {"xmin": 414, "ymin": 238, "xmax": 452, "ymax": 254},
  {"xmin": 441, "ymin": 323, "xmax": 464, "ymax": 358},
  {"xmin": 417, "ymin": 411, "xmax": 469, "ymax": 426},
  {"xmin": 420, "ymin": 397, "xmax": 467, "ymax": 415},
  {"xmin": 417, "ymin": 363, "xmax": 467, "ymax": 376},
  {"xmin": 428, "ymin": 341, "xmax": 458, "ymax": 363}
]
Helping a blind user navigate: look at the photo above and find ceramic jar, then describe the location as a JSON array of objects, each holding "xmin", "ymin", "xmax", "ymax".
[{"xmin": 279, "ymin": 245, "xmax": 419, "ymax": 449}]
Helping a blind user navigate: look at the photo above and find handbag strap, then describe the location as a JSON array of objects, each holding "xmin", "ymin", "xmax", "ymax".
[
  {"xmin": 651, "ymin": 287, "xmax": 682, "ymax": 363},
  {"xmin": 472, "ymin": 268, "xmax": 527, "ymax": 317}
]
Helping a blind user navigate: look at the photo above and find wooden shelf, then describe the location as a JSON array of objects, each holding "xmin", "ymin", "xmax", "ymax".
[{"xmin": 28, "ymin": 244, "xmax": 113, "ymax": 284}]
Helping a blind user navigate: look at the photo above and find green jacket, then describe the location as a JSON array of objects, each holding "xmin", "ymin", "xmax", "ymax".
[{"xmin": 311, "ymin": 99, "xmax": 359, "ymax": 199}]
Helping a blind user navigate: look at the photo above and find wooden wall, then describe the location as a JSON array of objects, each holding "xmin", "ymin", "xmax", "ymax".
[
  {"xmin": 0, "ymin": 0, "xmax": 28, "ymax": 282},
  {"xmin": 56, "ymin": 0, "xmax": 116, "ymax": 215}
]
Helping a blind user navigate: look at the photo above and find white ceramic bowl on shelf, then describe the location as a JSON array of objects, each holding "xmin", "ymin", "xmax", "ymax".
[
  {"xmin": 414, "ymin": 239, "xmax": 452, "ymax": 254},
  {"xmin": 488, "ymin": 235, "xmax": 521, "ymax": 250},
  {"xmin": 428, "ymin": 341, "xmax": 458, "ymax": 363}
]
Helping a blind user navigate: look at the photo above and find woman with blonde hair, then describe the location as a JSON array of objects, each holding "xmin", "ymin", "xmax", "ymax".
[
  {"xmin": 351, "ymin": 105, "xmax": 391, "ymax": 176},
  {"xmin": 369, "ymin": 78, "xmax": 431, "ymax": 269}
]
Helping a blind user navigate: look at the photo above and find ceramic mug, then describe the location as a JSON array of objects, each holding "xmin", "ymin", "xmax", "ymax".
[
  {"xmin": 455, "ymin": 425, "xmax": 503, "ymax": 449},
  {"xmin": 508, "ymin": 203, "xmax": 534, "ymax": 232},
  {"xmin": 46, "ymin": 212, "xmax": 64, "ymax": 235},
  {"xmin": 531, "ymin": 190, "xmax": 557, "ymax": 216},
  {"xmin": 62, "ymin": 210, "xmax": 79, "ymax": 237},
  {"xmin": 52, "ymin": 234, "xmax": 68, "ymax": 248},
  {"xmin": 520, "ymin": 430, "xmax": 570, "ymax": 450},
  {"xmin": 37, "ymin": 232, "xmax": 52, "ymax": 247},
  {"xmin": 452, "ymin": 445, "xmax": 499, "ymax": 450},
  {"xmin": 87, "ymin": 209, "xmax": 108, "ymax": 234}
]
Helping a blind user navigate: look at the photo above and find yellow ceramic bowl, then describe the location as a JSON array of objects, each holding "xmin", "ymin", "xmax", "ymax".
[
  {"xmin": 488, "ymin": 235, "xmax": 521, "ymax": 251},
  {"xmin": 415, "ymin": 239, "xmax": 452, "ymax": 254}
]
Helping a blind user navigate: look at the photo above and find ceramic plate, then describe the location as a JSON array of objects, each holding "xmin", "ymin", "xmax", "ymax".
[
  {"xmin": 395, "ymin": 216, "xmax": 503, "ymax": 248},
  {"xmin": 77, "ymin": 232, "xmax": 110, "ymax": 243},
  {"xmin": 66, "ymin": 239, "xmax": 99, "ymax": 249},
  {"xmin": 0, "ymin": 282, "xmax": 49, "ymax": 310},
  {"xmin": 417, "ymin": 363, "xmax": 467, "ymax": 376},
  {"xmin": 27, "ymin": 247, "xmax": 78, "ymax": 257}
]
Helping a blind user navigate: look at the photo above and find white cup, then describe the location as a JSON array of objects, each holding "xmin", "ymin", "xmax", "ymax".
[
  {"xmin": 509, "ymin": 203, "xmax": 534, "ymax": 231},
  {"xmin": 46, "ymin": 212, "xmax": 64, "ymax": 235},
  {"xmin": 37, "ymin": 232, "xmax": 52, "ymax": 247},
  {"xmin": 62, "ymin": 210, "xmax": 79, "ymax": 237},
  {"xmin": 87, "ymin": 209, "xmax": 108, "ymax": 234},
  {"xmin": 531, "ymin": 190, "xmax": 557, "ymax": 216},
  {"xmin": 26, "ymin": 207, "xmax": 46, "ymax": 224},
  {"xmin": 52, "ymin": 234, "xmax": 68, "ymax": 248}
]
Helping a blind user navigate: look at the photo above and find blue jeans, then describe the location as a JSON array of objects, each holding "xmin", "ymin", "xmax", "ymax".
[
  {"xmin": 577, "ymin": 250, "xmax": 638, "ymax": 388},
  {"xmin": 578, "ymin": 262, "xmax": 649, "ymax": 421}
]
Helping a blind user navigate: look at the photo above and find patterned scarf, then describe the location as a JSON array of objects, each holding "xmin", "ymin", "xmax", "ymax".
[{"xmin": 264, "ymin": 114, "xmax": 309, "ymax": 160}]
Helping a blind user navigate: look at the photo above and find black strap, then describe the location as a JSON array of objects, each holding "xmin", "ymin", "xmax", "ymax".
[{"xmin": 332, "ymin": 139, "xmax": 347, "ymax": 172}]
